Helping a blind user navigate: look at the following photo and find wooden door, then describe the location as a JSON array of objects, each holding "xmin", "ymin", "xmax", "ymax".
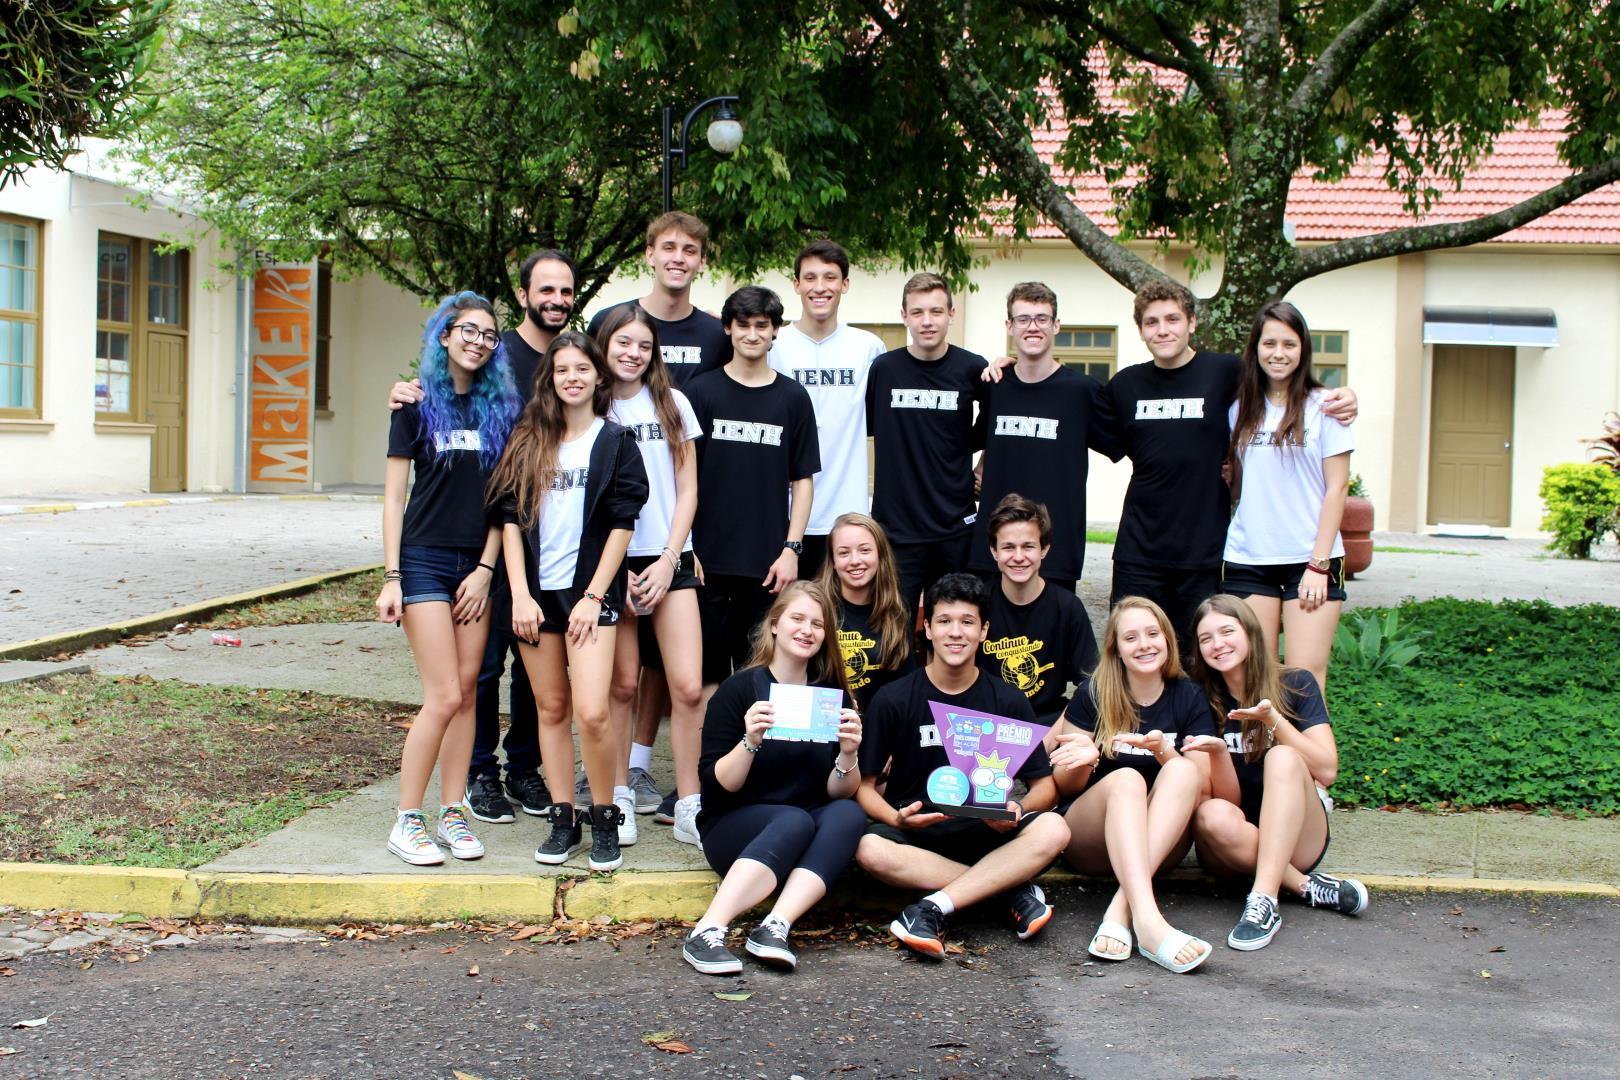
[
  {"xmin": 146, "ymin": 330, "xmax": 187, "ymax": 492},
  {"xmin": 1427, "ymin": 345, "xmax": 1513, "ymax": 526}
]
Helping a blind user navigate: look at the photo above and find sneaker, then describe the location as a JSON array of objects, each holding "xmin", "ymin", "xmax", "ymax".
[
  {"xmin": 435, "ymin": 804, "xmax": 486, "ymax": 860},
  {"xmin": 387, "ymin": 810, "xmax": 444, "ymax": 866},
  {"xmin": 745, "ymin": 917, "xmax": 796, "ymax": 971},
  {"xmin": 672, "ymin": 793, "xmax": 702, "ymax": 848},
  {"xmin": 505, "ymin": 771, "xmax": 552, "ymax": 817},
  {"xmin": 1302, "ymin": 871, "xmax": 1369, "ymax": 916},
  {"xmin": 465, "ymin": 774, "xmax": 515, "ymax": 824},
  {"xmin": 573, "ymin": 765, "xmax": 591, "ymax": 804},
  {"xmin": 615, "ymin": 791, "xmax": 638, "ymax": 846},
  {"xmin": 588, "ymin": 803, "xmax": 624, "ymax": 872},
  {"xmin": 1227, "ymin": 892, "xmax": 1282, "ymax": 951},
  {"xmin": 682, "ymin": 925, "xmax": 741, "ymax": 975},
  {"xmin": 628, "ymin": 767, "xmax": 662, "ymax": 814},
  {"xmin": 534, "ymin": 804, "xmax": 582, "ymax": 865},
  {"xmin": 889, "ymin": 899, "xmax": 947, "ymax": 960},
  {"xmin": 1005, "ymin": 882, "xmax": 1053, "ymax": 941},
  {"xmin": 654, "ymin": 789, "xmax": 677, "ymax": 824}
]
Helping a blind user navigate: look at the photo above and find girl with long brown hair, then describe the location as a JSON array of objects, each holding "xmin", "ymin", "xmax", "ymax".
[
  {"xmin": 488, "ymin": 330, "xmax": 648, "ymax": 872},
  {"xmin": 814, "ymin": 512, "xmax": 913, "ymax": 712},
  {"xmin": 1221, "ymin": 301, "xmax": 1354, "ymax": 691},
  {"xmin": 1047, "ymin": 597, "xmax": 1219, "ymax": 973},
  {"xmin": 1188, "ymin": 594, "xmax": 1367, "ymax": 951},
  {"xmin": 682, "ymin": 581, "xmax": 866, "ymax": 976},
  {"xmin": 596, "ymin": 305, "xmax": 706, "ymax": 849}
]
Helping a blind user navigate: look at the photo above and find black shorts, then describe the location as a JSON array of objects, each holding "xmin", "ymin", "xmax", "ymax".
[
  {"xmin": 863, "ymin": 809, "xmax": 1052, "ymax": 867},
  {"xmin": 535, "ymin": 588, "xmax": 618, "ymax": 633},
  {"xmin": 625, "ymin": 551, "xmax": 701, "ymax": 599},
  {"xmin": 1222, "ymin": 558, "xmax": 1347, "ymax": 603},
  {"xmin": 697, "ymin": 573, "xmax": 773, "ymax": 684}
]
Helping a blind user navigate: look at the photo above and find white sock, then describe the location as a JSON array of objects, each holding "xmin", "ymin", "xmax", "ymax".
[
  {"xmin": 922, "ymin": 891, "xmax": 955, "ymax": 915},
  {"xmin": 763, "ymin": 912, "xmax": 792, "ymax": 935},
  {"xmin": 613, "ymin": 784, "xmax": 633, "ymax": 803},
  {"xmin": 629, "ymin": 743, "xmax": 654, "ymax": 772},
  {"xmin": 694, "ymin": 919, "xmax": 727, "ymax": 935}
]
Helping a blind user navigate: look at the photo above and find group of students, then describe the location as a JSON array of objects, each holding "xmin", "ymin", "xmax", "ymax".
[{"xmin": 375, "ymin": 210, "xmax": 1367, "ymax": 975}]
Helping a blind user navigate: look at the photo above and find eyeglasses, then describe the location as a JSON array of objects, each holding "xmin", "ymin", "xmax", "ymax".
[
  {"xmin": 450, "ymin": 322, "xmax": 500, "ymax": 348},
  {"xmin": 1010, "ymin": 314, "xmax": 1055, "ymax": 329}
]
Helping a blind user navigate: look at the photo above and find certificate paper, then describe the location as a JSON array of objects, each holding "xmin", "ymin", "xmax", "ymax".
[{"xmin": 765, "ymin": 684, "xmax": 844, "ymax": 743}]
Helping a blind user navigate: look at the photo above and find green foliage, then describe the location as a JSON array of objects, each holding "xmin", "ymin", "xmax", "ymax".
[
  {"xmin": 0, "ymin": 0, "xmax": 169, "ymax": 187},
  {"xmin": 1330, "ymin": 600, "xmax": 1620, "ymax": 814},
  {"xmin": 1331, "ymin": 609, "xmax": 1426, "ymax": 673},
  {"xmin": 1347, "ymin": 473, "xmax": 1368, "ymax": 499},
  {"xmin": 1582, "ymin": 410, "xmax": 1620, "ymax": 473},
  {"xmin": 1538, "ymin": 462, "xmax": 1620, "ymax": 559}
]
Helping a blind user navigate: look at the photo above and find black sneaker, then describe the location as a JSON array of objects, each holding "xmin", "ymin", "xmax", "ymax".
[
  {"xmin": 682, "ymin": 925, "xmax": 741, "ymax": 975},
  {"xmin": 505, "ymin": 771, "xmax": 552, "ymax": 817},
  {"xmin": 1005, "ymin": 882, "xmax": 1053, "ymax": 941},
  {"xmin": 745, "ymin": 918, "xmax": 796, "ymax": 970},
  {"xmin": 889, "ymin": 900, "xmax": 947, "ymax": 960},
  {"xmin": 533, "ymin": 804, "xmax": 582, "ymax": 865},
  {"xmin": 654, "ymin": 789, "xmax": 677, "ymax": 824},
  {"xmin": 1227, "ymin": 892, "xmax": 1282, "ymax": 951},
  {"xmin": 1302, "ymin": 871, "xmax": 1369, "ymax": 916},
  {"xmin": 465, "ymin": 774, "xmax": 515, "ymax": 824},
  {"xmin": 587, "ymin": 803, "xmax": 623, "ymax": 872}
]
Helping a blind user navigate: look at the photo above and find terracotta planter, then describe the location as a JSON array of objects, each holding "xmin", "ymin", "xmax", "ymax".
[{"xmin": 1341, "ymin": 495, "xmax": 1374, "ymax": 579}]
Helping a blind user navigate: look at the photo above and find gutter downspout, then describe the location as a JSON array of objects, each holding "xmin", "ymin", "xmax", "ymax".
[{"xmin": 232, "ymin": 252, "xmax": 252, "ymax": 492}]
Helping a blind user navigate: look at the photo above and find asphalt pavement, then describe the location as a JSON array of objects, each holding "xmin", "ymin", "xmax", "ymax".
[{"xmin": 0, "ymin": 890, "xmax": 1614, "ymax": 1079}]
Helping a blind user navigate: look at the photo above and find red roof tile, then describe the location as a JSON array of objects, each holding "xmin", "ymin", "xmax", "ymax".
[{"xmin": 1017, "ymin": 104, "xmax": 1620, "ymax": 246}]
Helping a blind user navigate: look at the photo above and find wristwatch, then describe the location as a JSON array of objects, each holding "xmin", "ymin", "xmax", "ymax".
[{"xmin": 782, "ymin": 540, "xmax": 804, "ymax": 556}]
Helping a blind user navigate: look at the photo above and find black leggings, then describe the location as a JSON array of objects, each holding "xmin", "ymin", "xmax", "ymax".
[{"xmin": 701, "ymin": 800, "xmax": 868, "ymax": 888}]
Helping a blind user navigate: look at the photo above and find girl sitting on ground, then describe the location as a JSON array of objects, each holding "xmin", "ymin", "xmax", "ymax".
[
  {"xmin": 682, "ymin": 581, "xmax": 866, "ymax": 976},
  {"xmin": 377, "ymin": 292, "xmax": 520, "ymax": 867},
  {"xmin": 1188, "ymin": 593, "xmax": 1368, "ymax": 951},
  {"xmin": 814, "ymin": 512, "xmax": 914, "ymax": 713},
  {"xmin": 1047, "ymin": 596, "xmax": 1219, "ymax": 973},
  {"xmin": 488, "ymin": 330, "xmax": 648, "ymax": 873}
]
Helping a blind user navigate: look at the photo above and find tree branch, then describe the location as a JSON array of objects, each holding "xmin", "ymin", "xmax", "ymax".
[
  {"xmin": 1145, "ymin": 9, "xmax": 1239, "ymax": 146},
  {"xmin": 868, "ymin": 0, "xmax": 1160, "ymax": 291},
  {"xmin": 1286, "ymin": 0, "xmax": 1420, "ymax": 127},
  {"xmin": 1297, "ymin": 154, "xmax": 1620, "ymax": 277}
]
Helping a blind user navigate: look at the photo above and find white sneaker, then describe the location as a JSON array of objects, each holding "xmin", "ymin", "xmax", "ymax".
[
  {"xmin": 672, "ymin": 793, "xmax": 702, "ymax": 848},
  {"xmin": 435, "ymin": 804, "xmax": 486, "ymax": 860},
  {"xmin": 387, "ymin": 810, "xmax": 444, "ymax": 866},
  {"xmin": 615, "ymin": 792, "xmax": 638, "ymax": 846}
]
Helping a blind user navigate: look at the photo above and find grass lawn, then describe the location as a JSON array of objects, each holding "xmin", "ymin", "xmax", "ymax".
[
  {"xmin": 200, "ymin": 569, "xmax": 382, "ymax": 629},
  {"xmin": 1328, "ymin": 599, "xmax": 1620, "ymax": 815},
  {"xmin": 1086, "ymin": 527, "xmax": 1117, "ymax": 544},
  {"xmin": 0, "ymin": 674, "xmax": 409, "ymax": 867}
]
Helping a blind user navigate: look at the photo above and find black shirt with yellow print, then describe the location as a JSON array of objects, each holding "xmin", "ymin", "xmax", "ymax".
[
  {"xmin": 979, "ymin": 584, "xmax": 1098, "ymax": 724},
  {"xmin": 837, "ymin": 599, "xmax": 914, "ymax": 713}
]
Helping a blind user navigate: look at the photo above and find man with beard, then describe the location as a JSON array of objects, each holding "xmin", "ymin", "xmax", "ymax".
[{"xmin": 388, "ymin": 249, "xmax": 578, "ymax": 824}]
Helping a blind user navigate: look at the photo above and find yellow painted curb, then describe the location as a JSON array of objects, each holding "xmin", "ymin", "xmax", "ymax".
[
  {"xmin": 120, "ymin": 499, "xmax": 174, "ymax": 508},
  {"xmin": 0, "ymin": 864, "xmax": 200, "ymax": 918},
  {"xmin": 21, "ymin": 503, "xmax": 76, "ymax": 514},
  {"xmin": 563, "ymin": 871, "xmax": 719, "ymax": 922},
  {"xmin": 0, "ymin": 563, "xmax": 383, "ymax": 660},
  {"xmin": 195, "ymin": 873, "xmax": 559, "ymax": 926},
  {"xmin": 1352, "ymin": 873, "xmax": 1620, "ymax": 899}
]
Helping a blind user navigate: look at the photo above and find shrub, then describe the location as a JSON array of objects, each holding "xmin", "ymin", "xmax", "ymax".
[
  {"xmin": 1328, "ymin": 599, "xmax": 1620, "ymax": 813},
  {"xmin": 1538, "ymin": 462, "xmax": 1620, "ymax": 558},
  {"xmin": 1581, "ymin": 410, "xmax": 1619, "ymax": 473},
  {"xmin": 1331, "ymin": 609, "xmax": 1425, "ymax": 673}
]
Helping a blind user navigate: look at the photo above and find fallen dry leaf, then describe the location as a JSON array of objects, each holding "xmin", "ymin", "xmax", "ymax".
[
  {"xmin": 10, "ymin": 1017, "xmax": 48, "ymax": 1029},
  {"xmin": 466, "ymin": 964, "xmax": 480, "ymax": 977},
  {"xmin": 0, "ymin": 1047, "xmax": 19, "ymax": 1057},
  {"xmin": 713, "ymin": 991, "xmax": 752, "ymax": 1002},
  {"xmin": 0, "ymin": 968, "xmax": 14, "ymax": 977},
  {"xmin": 641, "ymin": 1030, "xmax": 679, "ymax": 1045},
  {"xmin": 653, "ymin": 1041, "xmax": 693, "ymax": 1055},
  {"xmin": 1479, "ymin": 970, "xmax": 1492, "ymax": 979},
  {"xmin": 452, "ymin": 1071, "xmax": 483, "ymax": 1080},
  {"xmin": 512, "ymin": 925, "xmax": 548, "ymax": 942},
  {"xmin": 1488, "ymin": 945, "xmax": 1506, "ymax": 953}
]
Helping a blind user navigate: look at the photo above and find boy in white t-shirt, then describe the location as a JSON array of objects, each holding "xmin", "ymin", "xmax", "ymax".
[{"xmin": 769, "ymin": 240, "xmax": 885, "ymax": 581}]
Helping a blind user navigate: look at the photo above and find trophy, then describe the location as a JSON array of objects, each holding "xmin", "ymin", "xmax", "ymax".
[{"xmin": 923, "ymin": 701, "xmax": 1051, "ymax": 821}]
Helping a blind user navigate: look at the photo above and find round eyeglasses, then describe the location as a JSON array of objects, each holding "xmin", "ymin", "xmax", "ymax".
[{"xmin": 450, "ymin": 322, "xmax": 500, "ymax": 348}]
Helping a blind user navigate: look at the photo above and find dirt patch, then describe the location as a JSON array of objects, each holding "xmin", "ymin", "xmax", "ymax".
[
  {"xmin": 200, "ymin": 569, "xmax": 383, "ymax": 630},
  {"xmin": 0, "ymin": 673, "xmax": 410, "ymax": 868}
]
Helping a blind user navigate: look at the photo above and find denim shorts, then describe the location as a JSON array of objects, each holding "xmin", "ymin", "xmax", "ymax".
[{"xmin": 400, "ymin": 544, "xmax": 486, "ymax": 606}]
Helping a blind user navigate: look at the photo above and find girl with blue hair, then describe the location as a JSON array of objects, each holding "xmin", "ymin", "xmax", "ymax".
[{"xmin": 377, "ymin": 292, "xmax": 521, "ymax": 866}]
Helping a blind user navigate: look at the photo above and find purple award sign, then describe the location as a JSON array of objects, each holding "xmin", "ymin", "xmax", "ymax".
[{"xmin": 924, "ymin": 701, "xmax": 1051, "ymax": 821}]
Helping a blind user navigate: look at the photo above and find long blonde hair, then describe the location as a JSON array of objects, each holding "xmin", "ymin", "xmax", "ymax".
[
  {"xmin": 487, "ymin": 331, "xmax": 612, "ymax": 530},
  {"xmin": 1089, "ymin": 596, "xmax": 1184, "ymax": 760},
  {"xmin": 815, "ymin": 513, "xmax": 911, "ymax": 673},
  {"xmin": 746, "ymin": 580, "xmax": 851, "ymax": 696},
  {"xmin": 1188, "ymin": 593, "xmax": 1302, "ymax": 763}
]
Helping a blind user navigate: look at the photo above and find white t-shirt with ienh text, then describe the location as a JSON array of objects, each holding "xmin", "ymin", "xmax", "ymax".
[
  {"xmin": 537, "ymin": 418, "xmax": 603, "ymax": 589},
  {"xmin": 609, "ymin": 385, "xmax": 702, "ymax": 557},
  {"xmin": 1224, "ymin": 391, "xmax": 1354, "ymax": 565}
]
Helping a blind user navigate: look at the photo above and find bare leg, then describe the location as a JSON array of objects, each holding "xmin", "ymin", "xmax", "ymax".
[
  {"xmin": 1097, "ymin": 757, "xmax": 1203, "ymax": 942},
  {"xmin": 634, "ymin": 672, "xmax": 669, "ymax": 748},
  {"xmin": 436, "ymin": 604, "xmax": 492, "ymax": 806},
  {"xmin": 1243, "ymin": 594, "xmax": 1284, "ymax": 664},
  {"xmin": 398, "ymin": 602, "xmax": 463, "ymax": 811},
  {"xmin": 697, "ymin": 859, "xmax": 778, "ymax": 929},
  {"xmin": 1251, "ymin": 746, "xmax": 1330, "ymax": 898},
  {"xmin": 856, "ymin": 834, "xmax": 972, "ymax": 892},
  {"xmin": 652, "ymin": 590, "xmax": 705, "ymax": 798},
  {"xmin": 518, "ymin": 636, "xmax": 574, "ymax": 806},
  {"xmin": 1281, "ymin": 598, "xmax": 1343, "ymax": 695},
  {"xmin": 608, "ymin": 611, "xmax": 641, "ymax": 791},
  {"xmin": 856, "ymin": 818, "xmax": 1068, "ymax": 911},
  {"xmin": 566, "ymin": 626, "xmax": 620, "ymax": 806},
  {"xmin": 769, "ymin": 868, "xmax": 831, "ymax": 926}
]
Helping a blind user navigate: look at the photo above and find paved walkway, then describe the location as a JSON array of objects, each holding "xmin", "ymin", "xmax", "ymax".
[{"xmin": 0, "ymin": 498, "xmax": 381, "ymax": 646}]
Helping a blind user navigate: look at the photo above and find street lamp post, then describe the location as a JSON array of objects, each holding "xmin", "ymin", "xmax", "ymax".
[{"xmin": 661, "ymin": 95, "xmax": 743, "ymax": 214}]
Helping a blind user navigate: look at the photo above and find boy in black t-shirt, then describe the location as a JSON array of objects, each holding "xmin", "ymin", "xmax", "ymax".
[
  {"xmin": 978, "ymin": 495, "xmax": 1097, "ymax": 725},
  {"xmin": 857, "ymin": 574, "xmax": 1071, "ymax": 958},
  {"xmin": 972, "ymin": 282, "xmax": 1110, "ymax": 591},
  {"xmin": 685, "ymin": 286, "xmax": 820, "ymax": 696},
  {"xmin": 586, "ymin": 211, "xmax": 731, "ymax": 389},
  {"xmin": 865, "ymin": 274, "xmax": 989, "ymax": 618},
  {"xmin": 1096, "ymin": 280, "xmax": 1356, "ymax": 649}
]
